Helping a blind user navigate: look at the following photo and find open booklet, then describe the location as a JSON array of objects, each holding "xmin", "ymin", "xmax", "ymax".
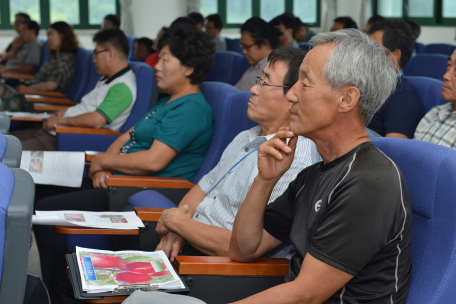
[
  {"xmin": 20, "ymin": 151, "xmax": 85, "ymax": 187},
  {"xmin": 76, "ymin": 247, "xmax": 185, "ymax": 293},
  {"xmin": 3, "ymin": 111, "xmax": 51, "ymax": 119},
  {"xmin": 33, "ymin": 211, "xmax": 145, "ymax": 230}
]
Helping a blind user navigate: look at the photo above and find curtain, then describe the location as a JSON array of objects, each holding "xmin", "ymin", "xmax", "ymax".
[
  {"xmin": 119, "ymin": 0, "xmax": 134, "ymax": 36},
  {"xmin": 188, "ymin": 0, "xmax": 201, "ymax": 13},
  {"xmin": 321, "ymin": 0, "xmax": 337, "ymax": 33},
  {"xmin": 359, "ymin": 0, "xmax": 373, "ymax": 30}
]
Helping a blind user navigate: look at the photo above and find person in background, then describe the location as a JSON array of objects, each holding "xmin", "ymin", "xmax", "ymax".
[
  {"xmin": 134, "ymin": 37, "xmax": 153, "ymax": 61},
  {"xmin": 0, "ymin": 12, "xmax": 30, "ymax": 63},
  {"xmin": 0, "ymin": 21, "xmax": 78, "ymax": 111},
  {"xmin": 235, "ymin": 17, "xmax": 279, "ymax": 92},
  {"xmin": 363, "ymin": 14, "xmax": 386, "ymax": 33},
  {"xmin": 189, "ymin": 12, "xmax": 204, "ymax": 29},
  {"xmin": 10, "ymin": 29, "xmax": 137, "ymax": 151},
  {"xmin": 330, "ymin": 16, "xmax": 358, "ymax": 31},
  {"xmin": 101, "ymin": 14, "xmax": 120, "ymax": 29},
  {"xmin": 269, "ymin": 13, "xmax": 299, "ymax": 49},
  {"xmin": 145, "ymin": 27, "xmax": 168, "ymax": 68},
  {"xmin": 205, "ymin": 14, "xmax": 226, "ymax": 52},
  {"xmin": 368, "ymin": 20, "xmax": 425, "ymax": 138},
  {"xmin": 405, "ymin": 19, "xmax": 421, "ymax": 40},
  {"xmin": 0, "ymin": 20, "xmax": 42, "ymax": 74},
  {"xmin": 294, "ymin": 17, "xmax": 316, "ymax": 42},
  {"xmin": 414, "ymin": 49, "xmax": 456, "ymax": 149}
]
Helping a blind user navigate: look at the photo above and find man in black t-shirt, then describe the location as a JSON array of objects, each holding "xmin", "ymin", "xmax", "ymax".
[{"xmin": 229, "ymin": 29, "xmax": 413, "ymax": 304}]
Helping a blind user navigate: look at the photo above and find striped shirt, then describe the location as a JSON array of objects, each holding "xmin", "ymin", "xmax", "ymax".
[
  {"xmin": 195, "ymin": 125, "xmax": 321, "ymax": 258},
  {"xmin": 414, "ymin": 102, "xmax": 456, "ymax": 149}
]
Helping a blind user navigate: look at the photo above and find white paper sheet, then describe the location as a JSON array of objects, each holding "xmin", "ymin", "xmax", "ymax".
[{"xmin": 3, "ymin": 111, "xmax": 50, "ymax": 119}]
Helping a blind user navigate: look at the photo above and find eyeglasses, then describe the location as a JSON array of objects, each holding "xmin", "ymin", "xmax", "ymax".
[
  {"xmin": 239, "ymin": 42, "xmax": 256, "ymax": 50},
  {"xmin": 93, "ymin": 48, "xmax": 109, "ymax": 58},
  {"xmin": 255, "ymin": 76, "xmax": 290, "ymax": 91}
]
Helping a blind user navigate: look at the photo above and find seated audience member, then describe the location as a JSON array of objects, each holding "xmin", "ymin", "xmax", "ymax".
[
  {"xmin": 294, "ymin": 17, "xmax": 316, "ymax": 42},
  {"xmin": 34, "ymin": 23, "xmax": 215, "ymax": 292},
  {"xmin": 154, "ymin": 48, "xmax": 320, "ymax": 261},
  {"xmin": 10, "ymin": 29, "xmax": 137, "ymax": 151},
  {"xmin": 205, "ymin": 14, "xmax": 226, "ymax": 52},
  {"xmin": 363, "ymin": 14, "xmax": 386, "ymax": 33},
  {"xmin": 330, "ymin": 16, "xmax": 358, "ymax": 31},
  {"xmin": 405, "ymin": 19, "xmax": 421, "ymax": 40},
  {"xmin": 189, "ymin": 12, "xmax": 204, "ymax": 29},
  {"xmin": 145, "ymin": 27, "xmax": 168, "ymax": 68},
  {"xmin": 229, "ymin": 29, "xmax": 412, "ymax": 304},
  {"xmin": 235, "ymin": 17, "xmax": 279, "ymax": 91},
  {"xmin": 0, "ymin": 21, "xmax": 78, "ymax": 111},
  {"xmin": 368, "ymin": 20, "xmax": 425, "ymax": 138},
  {"xmin": 133, "ymin": 37, "xmax": 153, "ymax": 61},
  {"xmin": 415, "ymin": 49, "xmax": 456, "ymax": 149},
  {"xmin": 101, "ymin": 14, "xmax": 120, "ymax": 29},
  {"xmin": 0, "ymin": 20, "xmax": 42, "ymax": 74},
  {"xmin": 269, "ymin": 13, "xmax": 299, "ymax": 49},
  {"xmin": 0, "ymin": 12, "xmax": 30, "ymax": 63}
]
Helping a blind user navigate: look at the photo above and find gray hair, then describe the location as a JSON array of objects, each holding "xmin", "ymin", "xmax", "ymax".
[{"xmin": 309, "ymin": 29, "xmax": 397, "ymax": 124}]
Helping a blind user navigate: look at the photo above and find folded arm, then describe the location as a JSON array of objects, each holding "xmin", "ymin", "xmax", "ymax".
[{"xmin": 20, "ymin": 81, "xmax": 59, "ymax": 92}]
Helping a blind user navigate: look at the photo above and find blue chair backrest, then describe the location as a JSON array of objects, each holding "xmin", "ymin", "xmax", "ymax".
[
  {"xmin": 64, "ymin": 47, "xmax": 93, "ymax": 101},
  {"xmin": 225, "ymin": 38, "xmax": 243, "ymax": 54},
  {"xmin": 0, "ymin": 163, "xmax": 14, "ymax": 290},
  {"xmin": 127, "ymin": 35, "xmax": 138, "ymax": 61},
  {"xmin": 38, "ymin": 40, "xmax": 49, "ymax": 71},
  {"xmin": 424, "ymin": 43, "xmax": 456, "ymax": 56},
  {"xmin": 76, "ymin": 51, "xmax": 101, "ymax": 100},
  {"xmin": 298, "ymin": 42, "xmax": 313, "ymax": 51},
  {"xmin": 0, "ymin": 133, "xmax": 6, "ymax": 162},
  {"xmin": 194, "ymin": 83, "xmax": 256, "ymax": 182},
  {"xmin": 205, "ymin": 51, "xmax": 250, "ymax": 86},
  {"xmin": 119, "ymin": 62, "xmax": 154, "ymax": 133},
  {"xmin": 415, "ymin": 42, "xmax": 425, "ymax": 55},
  {"xmin": 403, "ymin": 54, "xmax": 448, "ymax": 80},
  {"xmin": 404, "ymin": 76, "xmax": 447, "ymax": 112},
  {"xmin": 372, "ymin": 137, "xmax": 456, "ymax": 303}
]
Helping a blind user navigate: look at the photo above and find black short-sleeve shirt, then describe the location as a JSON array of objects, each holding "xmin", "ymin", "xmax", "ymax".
[{"xmin": 264, "ymin": 142, "xmax": 412, "ymax": 304}]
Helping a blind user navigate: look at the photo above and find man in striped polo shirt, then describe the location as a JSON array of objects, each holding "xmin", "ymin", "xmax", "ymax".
[{"xmin": 154, "ymin": 47, "xmax": 321, "ymax": 261}]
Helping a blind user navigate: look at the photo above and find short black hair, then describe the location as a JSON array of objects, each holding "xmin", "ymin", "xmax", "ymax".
[
  {"xmin": 334, "ymin": 16, "xmax": 358, "ymax": 29},
  {"xmin": 269, "ymin": 13, "xmax": 297, "ymax": 34},
  {"xmin": 295, "ymin": 17, "xmax": 309, "ymax": 29},
  {"xmin": 15, "ymin": 12, "xmax": 30, "ymax": 20},
  {"xmin": 268, "ymin": 47, "xmax": 307, "ymax": 95},
  {"xmin": 93, "ymin": 28, "xmax": 129, "ymax": 59},
  {"xmin": 188, "ymin": 12, "xmax": 204, "ymax": 25},
  {"xmin": 135, "ymin": 37, "xmax": 153, "ymax": 54},
  {"xmin": 206, "ymin": 14, "xmax": 223, "ymax": 29},
  {"xmin": 158, "ymin": 23, "xmax": 215, "ymax": 85},
  {"xmin": 171, "ymin": 17, "xmax": 197, "ymax": 27},
  {"xmin": 241, "ymin": 17, "xmax": 279, "ymax": 50},
  {"xmin": 369, "ymin": 20, "xmax": 415, "ymax": 68},
  {"xmin": 405, "ymin": 19, "xmax": 421, "ymax": 40},
  {"xmin": 22, "ymin": 20, "xmax": 39, "ymax": 36},
  {"xmin": 367, "ymin": 14, "xmax": 386, "ymax": 25},
  {"xmin": 104, "ymin": 14, "xmax": 120, "ymax": 28}
]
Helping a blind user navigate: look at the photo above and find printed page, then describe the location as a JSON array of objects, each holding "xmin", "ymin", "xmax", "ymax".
[
  {"xmin": 4, "ymin": 111, "xmax": 51, "ymax": 119},
  {"xmin": 20, "ymin": 151, "xmax": 85, "ymax": 187}
]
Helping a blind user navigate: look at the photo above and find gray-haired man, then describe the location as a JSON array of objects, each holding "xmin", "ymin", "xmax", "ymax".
[{"xmin": 229, "ymin": 29, "xmax": 413, "ymax": 303}]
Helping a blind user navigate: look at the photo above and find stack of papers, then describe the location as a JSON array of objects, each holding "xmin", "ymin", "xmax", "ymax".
[
  {"xmin": 33, "ymin": 211, "xmax": 145, "ymax": 230},
  {"xmin": 3, "ymin": 111, "xmax": 50, "ymax": 119},
  {"xmin": 76, "ymin": 247, "xmax": 185, "ymax": 293}
]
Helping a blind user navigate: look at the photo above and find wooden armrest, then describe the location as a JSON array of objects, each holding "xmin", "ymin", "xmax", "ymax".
[
  {"xmin": 85, "ymin": 297, "xmax": 127, "ymax": 303},
  {"xmin": 19, "ymin": 89, "xmax": 66, "ymax": 97},
  {"xmin": 34, "ymin": 104, "xmax": 71, "ymax": 112},
  {"xmin": 173, "ymin": 256, "xmax": 289, "ymax": 276},
  {"xmin": 55, "ymin": 126, "xmax": 122, "ymax": 136},
  {"xmin": 1, "ymin": 71, "xmax": 34, "ymax": 79},
  {"xmin": 25, "ymin": 96, "xmax": 76, "ymax": 105},
  {"xmin": 135, "ymin": 207, "xmax": 167, "ymax": 221},
  {"xmin": 85, "ymin": 151, "xmax": 104, "ymax": 162},
  {"xmin": 53, "ymin": 226, "xmax": 139, "ymax": 235},
  {"xmin": 106, "ymin": 175, "xmax": 194, "ymax": 189}
]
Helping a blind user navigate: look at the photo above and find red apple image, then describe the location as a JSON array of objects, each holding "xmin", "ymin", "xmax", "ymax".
[
  {"xmin": 125, "ymin": 262, "xmax": 168, "ymax": 276},
  {"xmin": 116, "ymin": 272, "xmax": 152, "ymax": 284},
  {"xmin": 149, "ymin": 271, "xmax": 168, "ymax": 276},
  {"xmin": 82, "ymin": 254, "xmax": 125, "ymax": 269}
]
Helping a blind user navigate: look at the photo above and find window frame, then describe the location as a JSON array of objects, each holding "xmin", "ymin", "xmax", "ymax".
[
  {"xmin": 0, "ymin": 0, "xmax": 120, "ymax": 30},
  {"xmin": 216, "ymin": 0, "xmax": 321, "ymax": 29}
]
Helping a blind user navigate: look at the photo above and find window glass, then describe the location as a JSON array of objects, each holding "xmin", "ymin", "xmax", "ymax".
[
  {"xmin": 9, "ymin": 0, "xmax": 40, "ymax": 24},
  {"xmin": 443, "ymin": 0, "xmax": 456, "ymax": 18},
  {"xmin": 226, "ymin": 0, "xmax": 252, "ymax": 24},
  {"xmin": 201, "ymin": 0, "xmax": 218, "ymax": 17},
  {"xmin": 378, "ymin": 0, "xmax": 403, "ymax": 18},
  {"xmin": 50, "ymin": 0, "xmax": 79, "ymax": 24},
  {"xmin": 89, "ymin": 0, "xmax": 116, "ymax": 25},
  {"xmin": 294, "ymin": 0, "xmax": 318, "ymax": 24},
  {"xmin": 408, "ymin": 0, "xmax": 434, "ymax": 18},
  {"xmin": 260, "ymin": 0, "xmax": 285, "ymax": 22}
]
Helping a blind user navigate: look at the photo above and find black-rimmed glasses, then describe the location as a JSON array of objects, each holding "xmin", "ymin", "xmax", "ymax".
[{"xmin": 255, "ymin": 76, "xmax": 290, "ymax": 91}]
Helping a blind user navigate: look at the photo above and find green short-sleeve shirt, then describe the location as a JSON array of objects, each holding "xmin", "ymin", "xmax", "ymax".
[{"xmin": 118, "ymin": 92, "xmax": 213, "ymax": 181}]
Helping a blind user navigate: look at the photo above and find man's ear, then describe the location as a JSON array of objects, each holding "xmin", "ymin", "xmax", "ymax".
[
  {"xmin": 390, "ymin": 48, "xmax": 402, "ymax": 70},
  {"xmin": 338, "ymin": 86, "xmax": 361, "ymax": 114}
]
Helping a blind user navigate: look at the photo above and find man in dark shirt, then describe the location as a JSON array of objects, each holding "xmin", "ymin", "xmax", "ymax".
[
  {"xmin": 368, "ymin": 20, "xmax": 425, "ymax": 138},
  {"xmin": 229, "ymin": 29, "xmax": 413, "ymax": 304}
]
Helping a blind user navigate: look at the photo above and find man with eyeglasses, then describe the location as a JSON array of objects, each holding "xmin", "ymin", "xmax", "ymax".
[
  {"xmin": 235, "ymin": 17, "xmax": 279, "ymax": 91},
  {"xmin": 269, "ymin": 13, "xmax": 300, "ymax": 49},
  {"xmin": 0, "ymin": 12, "xmax": 30, "ymax": 63},
  {"xmin": 204, "ymin": 14, "xmax": 226, "ymax": 52},
  {"xmin": 11, "ymin": 28, "xmax": 137, "ymax": 151}
]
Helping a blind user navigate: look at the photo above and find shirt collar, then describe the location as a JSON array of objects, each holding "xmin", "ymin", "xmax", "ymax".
[
  {"xmin": 252, "ymin": 56, "xmax": 268, "ymax": 69},
  {"xmin": 101, "ymin": 66, "xmax": 131, "ymax": 84},
  {"xmin": 247, "ymin": 125, "xmax": 276, "ymax": 142},
  {"xmin": 396, "ymin": 70, "xmax": 404, "ymax": 77},
  {"xmin": 438, "ymin": 102, "xmax": 456, "ymax": 120}
]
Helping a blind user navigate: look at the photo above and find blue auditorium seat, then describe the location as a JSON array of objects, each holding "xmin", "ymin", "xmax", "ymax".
[
  {"xmin": 403, "ymin": 54, "xmax": 448, "ymax": 80},
  {"xmin": 424, "ymin": 43, "xmax": 456, "ymax": 56},
  {"xmin": 0, "ymin": 113, "xmax": 10, "ymax": 135},
  {"xmin": 372, "ymin": 137, "xmax": 456, "ymax": 303},
  {"xmin": 205, "ymin": 51, "xmax": 250, "ymax": 86},
  {"xmin": 298, "ymin": 42, "xmax": 312, "ymax": 50},
  {"xmin": 414, "ymin": 42, "xmax": 425, "ymax": 55},
  {"xmin": 404, "ymin": 76, "xmax": 447, "ymax": 112},
  {"xmin": 0, "ymin": 133, "xmax": 21, "ymax": 168},
  {"xmin": 127, "ymin": 35, "xmax": 138, "ymax": 61},
  {"xmin": 0, "ymin": 163, "xmax": 34, "ymax": 303},
  {"xmin": 64, "ymin": 47, "xmax": 95, "ymax": 102},
  {"xmin": 225, "ymin": 38, "xmax": 243, "ymax": 54},
  {"xmin": 38, "ymin": 40, "xmax": 49, "ymax": 72},
  {"xmin": 56, "ymin": 61, "xmax": 154, "ymax": 152}
]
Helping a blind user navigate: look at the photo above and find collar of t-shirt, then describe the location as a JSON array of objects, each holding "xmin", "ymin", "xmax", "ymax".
[
  {"xmin": 319, "ymin": 141, "xmax": 374, "ymax": 173},
  {"xmin": 100, "ymin": 66, "xmax": 131, "ymax": 84},
  {"xmin": 396, "ymin": 70, "xmax": 403, "ymax": 77}
]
